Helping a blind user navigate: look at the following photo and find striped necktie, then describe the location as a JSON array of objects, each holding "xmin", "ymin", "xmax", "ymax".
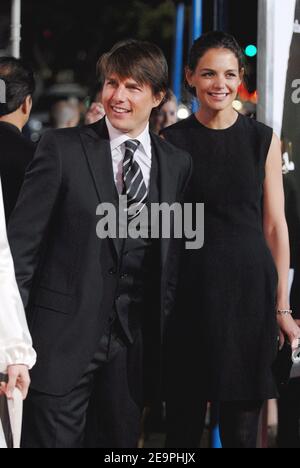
[{"xmin": 123, "ymin": 139, "xmax": 148, "ymax": 219}]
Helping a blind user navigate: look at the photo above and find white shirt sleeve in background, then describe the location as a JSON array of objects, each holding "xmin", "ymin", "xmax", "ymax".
[{"xmin": 0, "ymin": 178, "xmax": 36, "ymax": 372}]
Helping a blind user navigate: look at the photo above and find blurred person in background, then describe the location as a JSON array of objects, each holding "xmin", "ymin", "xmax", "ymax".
[
  {"xmin": 0, "ymin": 57, "xmax": 36, "ymax": 223},
  {"xmin": 50, "ymin": 98, "xmax": 81, "ymax": 129},
  {"xmin": 150, "ymin": 89, "xmax": 178, "ymax": 134},
  {"xmin": 84, "ymin": 101, "xmax": 105, "ymax": 125},
  {"xmin": 84, "ymin": 82, "xmax": 105, "ymax": 125}
]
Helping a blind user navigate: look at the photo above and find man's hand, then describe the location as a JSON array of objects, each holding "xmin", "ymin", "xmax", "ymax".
[
  {"xmin": 85, "ymin": 102, "xmax": 105, "ymax": 125},
  {"xmin": 0, "ymin": 365, "xmax": 30, "ymax": 400}
]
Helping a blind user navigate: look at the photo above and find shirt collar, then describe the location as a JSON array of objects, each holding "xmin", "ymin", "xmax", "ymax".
[{"xmin": 105, "ymin": 116, "xmax": 151, "ymax": 159}]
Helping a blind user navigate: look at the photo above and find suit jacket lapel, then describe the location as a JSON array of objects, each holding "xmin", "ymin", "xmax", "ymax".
[
  {"xmin": 79, "ymin": 119, "xmax": 120, "ymax": 257},
  {"xmin": 79, "ymin": 124, "xmax": 179, "ymax": 264}
]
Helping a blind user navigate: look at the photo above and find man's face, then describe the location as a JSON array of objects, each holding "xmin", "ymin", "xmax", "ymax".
[{"xmin": 102, "ymin": 74, "xmax": 163, "ymax": 137}]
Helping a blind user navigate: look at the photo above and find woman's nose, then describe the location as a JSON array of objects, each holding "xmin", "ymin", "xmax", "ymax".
[{"xmin": 213, "ymin": 76, "xmax": 226, "ymax": 89}]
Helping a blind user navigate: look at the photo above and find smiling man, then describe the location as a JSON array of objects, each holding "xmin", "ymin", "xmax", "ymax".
[{"xmin": 8, "ymin": 40, "xmax": 192, "ymax": 448}]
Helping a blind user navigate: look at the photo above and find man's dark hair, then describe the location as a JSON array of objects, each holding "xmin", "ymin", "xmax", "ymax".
[
  {"xmin": 97, "ymin": 39, "xmax": 168, "ymax": 97},
  {"xmin": 0, "ymin": 57, "xmax": 35, "ymax": 116}
]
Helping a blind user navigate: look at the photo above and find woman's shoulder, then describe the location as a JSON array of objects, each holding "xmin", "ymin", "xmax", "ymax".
[
  {"xmin": 239, "ymin": 115, "xmax": 274, "ymax": 160},
  {"xmin": 239, "ymin": 114, "xmax": 273, "ymax": 137}
]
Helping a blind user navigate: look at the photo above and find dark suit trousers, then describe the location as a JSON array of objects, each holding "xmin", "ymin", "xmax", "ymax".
[{"xmin": 21, "ymin": 321, "xmax": 143, "ymax": 448}]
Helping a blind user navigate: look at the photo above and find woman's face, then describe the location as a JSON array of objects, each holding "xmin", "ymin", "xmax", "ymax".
[
  {"xmin": 156, "ymin": 99, "xmax": 178, "ymax": 130},
  {"xmin": 186, "ymin": 48, "xmax": 243, "ymax": 112}
]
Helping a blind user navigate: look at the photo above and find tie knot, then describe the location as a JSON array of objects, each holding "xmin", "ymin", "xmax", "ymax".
[{"xmin": 125, "ymin": 139, "xmax": 140, "ymax": 154}]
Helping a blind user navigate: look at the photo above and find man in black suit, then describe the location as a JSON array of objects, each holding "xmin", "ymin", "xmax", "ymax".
[
  {"xmin": 0, "ymin": 57, "xmax": 35, "ymax": 222},
  {"xmin": 8, "ymin": 40, "xmax": 192, "ymax": 448}
]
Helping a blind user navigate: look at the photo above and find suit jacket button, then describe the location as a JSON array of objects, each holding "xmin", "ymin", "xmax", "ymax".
[{"xmin": 109, "ymin": 268, "xmax": 117, "ymax": 275}]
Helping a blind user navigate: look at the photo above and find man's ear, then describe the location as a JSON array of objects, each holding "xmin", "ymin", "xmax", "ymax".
[
  {"xmin": 21, "ymin": 96, "xmax": 32, "ymax": 115},
  {"xmin": 153, "ymin": 91, "xmax": 165, "ymax": 109}
]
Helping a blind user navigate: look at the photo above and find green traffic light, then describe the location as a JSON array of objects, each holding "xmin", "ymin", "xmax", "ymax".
[{"xmin": 245, "ymin": 45, "xmax": 257, "ymax": 57}]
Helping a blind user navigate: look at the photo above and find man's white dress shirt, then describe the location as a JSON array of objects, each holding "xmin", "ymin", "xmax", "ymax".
[{"xmin": 105, "ymin": 117, "xmax": 152, "ymax": 194}]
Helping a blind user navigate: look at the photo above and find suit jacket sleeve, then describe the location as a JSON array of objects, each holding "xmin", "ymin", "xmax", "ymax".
[
  {"xmin": 164, "ymin": 151, "xmax": 193, "ymax": 320},
  {"xmin": 0, "ymin": 178, "xmax": 36, "ymax": 371},
  {"xmin": 8, "ymin": 130, "xmax": 62, "ymax": 308}
]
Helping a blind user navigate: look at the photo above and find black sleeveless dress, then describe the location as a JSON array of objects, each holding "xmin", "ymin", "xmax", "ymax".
[{"xmin": 162, "ymin": 113, "xmax": 279, "ymax": 401}]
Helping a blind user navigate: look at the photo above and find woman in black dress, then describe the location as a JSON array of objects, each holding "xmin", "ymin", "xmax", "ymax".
[{"xmin": 162, "ymin": 31, "xmax": 300, "ymax": 448}]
